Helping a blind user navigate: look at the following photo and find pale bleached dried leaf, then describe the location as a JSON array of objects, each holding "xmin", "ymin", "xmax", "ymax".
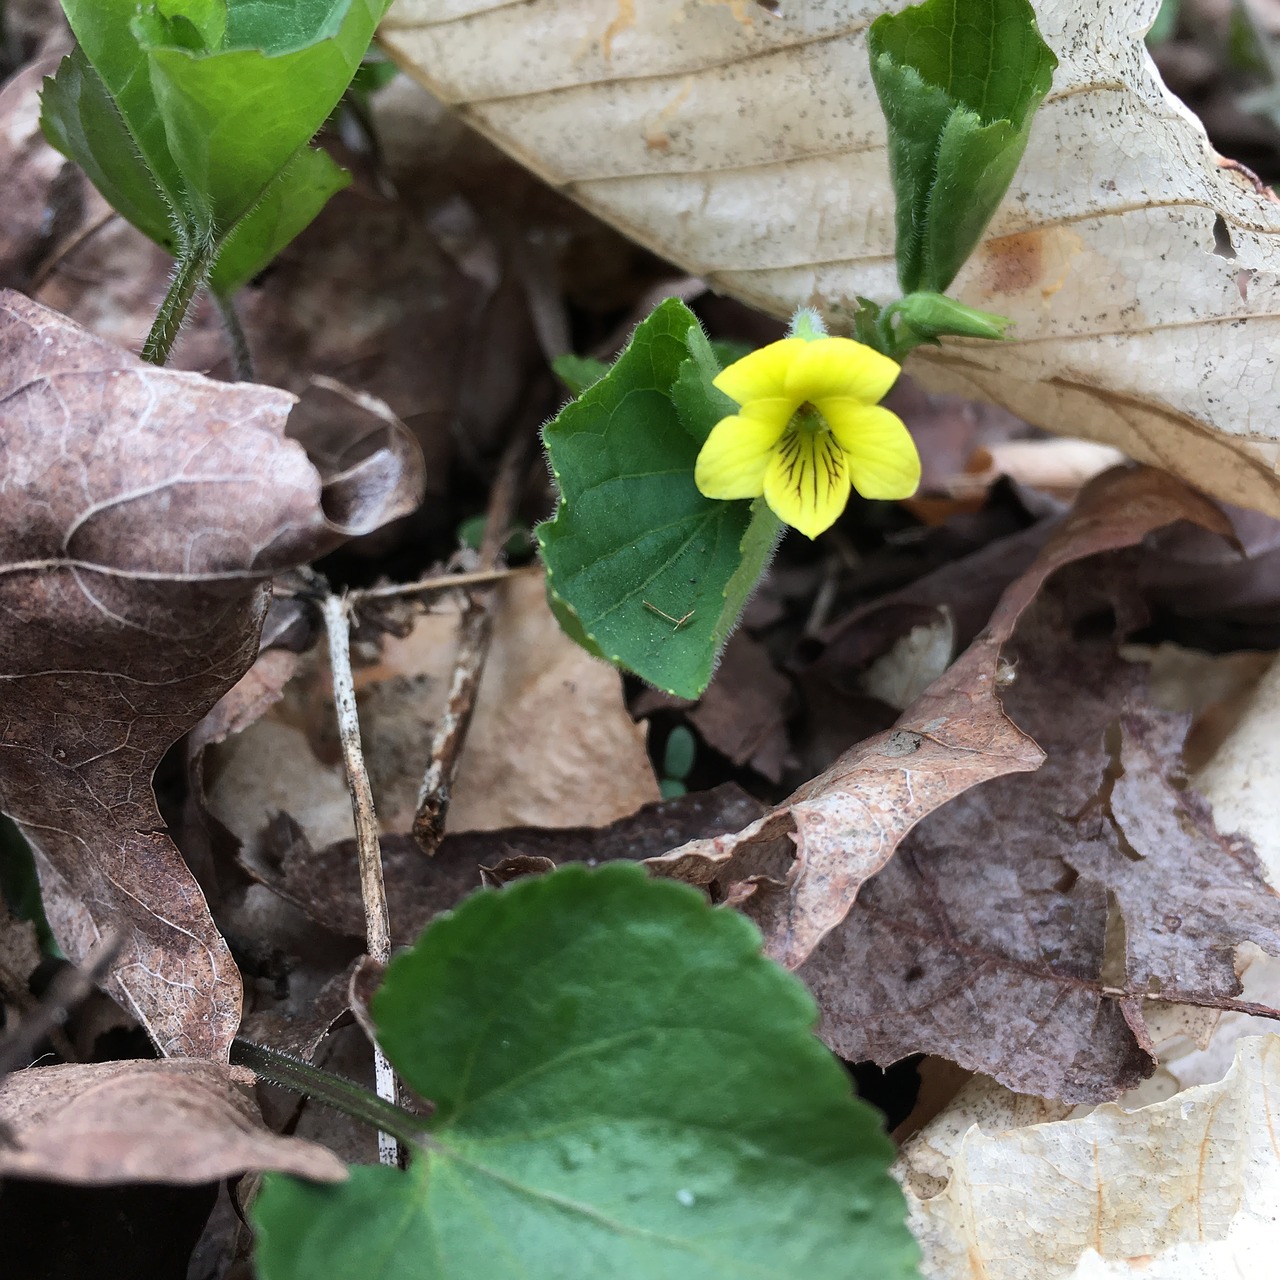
[
  {"xmin": 0, "ymin": 1059, "xmax": 346, "ymax": 1185},
  {"xmin": 1196, "ymin": 652, "xmax": 1280, "ymax": 881},
  {"xmin": 0, "ymin": 292, "xmax": 423, "ymax": 1059},
  {"xmin": 857, "ymin": 608, "xmax": 954, "ymax": 711},
  {"xmin": 647, "ymin": 468, "xmax": 1232, "ymax": 971},
  {"xmin": 902, "ymin": 1035, "xmax": 1280, "ymax": 1279},
  {"xmin": 382, "ymin": 0, "xmax": 1280, "ymax": 514}
]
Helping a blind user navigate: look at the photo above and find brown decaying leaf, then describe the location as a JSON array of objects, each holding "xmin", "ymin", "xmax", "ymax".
[
  {"xmin": 0, "ymin": 1059, "xmax": 345, "ymax": 1185},
  {"xmin": 243, "ymin": 784, "xmax": 765, "ymax": 946},
  {"xmin": 803, "ymin": 553, "xmax": 1280, "ymax": 1102},
  {"xmin": 633, "ymin": 631, "xmax": 793, "ymax": 782},
  {"xmin": 238, "ymin": 956, "xmax": 360, "ymax": 1065},
  {"xmin": 648, "ymin": 468, "xmax": 1234, "ymax": 972},
  {"xmin": 0, "ymin": 900, "xmax": 40, "ymax": 1011},
  {"xmin": 0, "ymin": 52, "xmax": 85, "ymax": 295},
  {"xmin": 1083, "ymin": 706, "xmax": 1280, "ymax": 1006},
  {"xmin": 0, "ymin": 292, "xmax": 423, "ymax": 1059}
]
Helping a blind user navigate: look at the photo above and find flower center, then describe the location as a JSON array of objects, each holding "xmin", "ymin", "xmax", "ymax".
[{"xmin": 787, "ymin": 401, "xmax": 830, "ymax": 437}]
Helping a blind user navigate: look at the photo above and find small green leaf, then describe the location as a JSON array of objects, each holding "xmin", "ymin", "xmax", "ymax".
[
  {"xmin": 672, "ymin": 324, "xmax": 738, "ymax": 444},
  {"xmin": 1146, "ymin": 0, "xmax": 1181, "ymax": 46},
  {"xmin": 662, "ymin": 724, "xmax": 696, "ymax": 780},
  {"xmin": 40, "ymin": 47, "xmax": 180, "ymax": 256},
  {"xmin": 538, "ymin": 300, "xmax": 779, "ymax": 698},
  {"xmin": 43, "ymin": 0, "xmax": 390, "ymax": 297},
  {"xmin": 207, "ymin": 145, "xmax": 350, "ymax": 295},
  {"xmin": 869, "ymin": 0, "xmax": 1057, "ymax": 294},
  {"xmin": 349, "ymin": 56, "xmax": 399, "ymax": 96},
  {"xmin": 709, "ymin": 338, "xmax": 753, "ymax": 368},
  {"xmin": 253, "ymin": 865, "xmax": 919, "ymax": 1280},
  {"xmin": 551, "ymin": 353, "xmax": 610, "ymax": 396}
]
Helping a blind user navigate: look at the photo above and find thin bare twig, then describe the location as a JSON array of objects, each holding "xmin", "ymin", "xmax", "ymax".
[
  {"xmin": 320, "ymin": 592, "xmax": 399, "ymax": 1167},
  {"xmin": 411, "ymin": 426, "xmax": 534, "ymax": 855},
  {"xmin": 349, "ymin": 562, "xmax": 538, "ymax": 605},
  {"xmin": 1102, "ymin": 987, "xmax": 1280, "ymax": 1021}
]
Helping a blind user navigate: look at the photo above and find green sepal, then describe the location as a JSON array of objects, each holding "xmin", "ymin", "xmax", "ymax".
[
  {"xmin": 888, "ymin": 292, "xmax": 1011, "ymax": 343},
  {"xmin": 869, "ymin": 0, "xmax": 1057, "ymax": 294},
  {"xmin": 538, "ymin": 299, "xmax": 779, "ymax": 698},
  {"xmin": 252, "ymin": 864, "xmax": 920, "ymax": 1280}
]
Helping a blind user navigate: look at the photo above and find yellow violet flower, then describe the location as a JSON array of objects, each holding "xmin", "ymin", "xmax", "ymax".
[{"xmin": 694, "ymin": 335, "xmax": 921, "ymax": 539}]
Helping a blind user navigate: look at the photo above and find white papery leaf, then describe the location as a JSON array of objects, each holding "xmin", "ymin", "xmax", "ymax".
[
  {"xmin": 382, "ymin": 0, "xmax": 1280, "ymax": 514},
  {"xmin": 898, "ymin": 1035, "xmax": 1280, "ymax": 1279}
]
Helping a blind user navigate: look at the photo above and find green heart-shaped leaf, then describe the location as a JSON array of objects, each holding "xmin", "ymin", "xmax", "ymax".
[
  {"xmin": 538, "ymin": 299, "xmax": 780, "ymax": 699},
  {"xmin": 253, "ymin": 864, "xmax": 919, "ymax": 1280}
]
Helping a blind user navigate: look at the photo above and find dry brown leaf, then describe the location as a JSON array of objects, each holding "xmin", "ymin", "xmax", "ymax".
[
  {"xmin": 241, "ymin": 785, "xmax": 763, "ymax": 946},
  {"xmin": 0, "ymin": 899, "xmax": 41, "ymax": 1032},
  {"xmin": 803, "ymin": 547, "xmax": 1280, "ymax": 1101},
  {"xmin": 0, "ymin": 1059, "xmax": 345, "ymax": 1185},
  {"xmin": 206, "ymin": 570, "xmax": 659, "ymax": 860},
  {"xmin": 0, "ymin": 292, "xmax": 423, "ymax": 1058},
  {"xmin": 648, "ymin": 468, "xmax": 1232, "ymax": 971},
  {"xmin": 1124, "ymin": 642, "xmax": 1273, "ymax": 772},
  {"xmin": 901, "ymin": 1034, "xmax": 1280, "ymax": 1278},
  {"xmin": 383, "ymin": 0, "xmax": 1280, "ymax": 515},
  {"xmin": 1072, "ymin": 706, "xmax": 1280, "ymax": 1009}
]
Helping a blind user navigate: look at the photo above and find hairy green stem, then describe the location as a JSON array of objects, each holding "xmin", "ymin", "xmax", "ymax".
[
  {"xmin": 141, "ymin": 241, "xmax": 214, "ymax": 366},
  {"xmin": 214, "ymin": 291, "xmax": 255, "ymax": 382},
  {"xmin": 231, "ymin": 1037, "xmax": 432, "ymax": 1151}
]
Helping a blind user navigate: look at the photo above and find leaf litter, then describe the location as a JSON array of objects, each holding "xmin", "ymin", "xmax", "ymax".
[{"xmin": 7, "ymin": 3, "xmax": 1280, "ymax": 1274}]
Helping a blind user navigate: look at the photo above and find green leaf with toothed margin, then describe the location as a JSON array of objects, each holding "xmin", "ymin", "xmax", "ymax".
[
  {"xmin": 42, "ymin": 0, "xmax": 388, "ymax": 295},
  {"xmin": 537, "ymin": 299, "xmax": 779, "ymax": 699},
  {"xmin": 252, "ymin": 864, "xmax": 919, "ymax": 1280}
]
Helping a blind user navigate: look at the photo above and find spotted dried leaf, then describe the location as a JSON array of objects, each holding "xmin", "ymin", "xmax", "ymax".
[{"xmin": 385, "ymin": 0, "xmax": 1280, "ymax": 516}]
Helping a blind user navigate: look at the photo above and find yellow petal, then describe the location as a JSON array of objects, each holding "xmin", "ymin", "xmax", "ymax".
[
  {"xmin": 713, "ymin": 338, "xmax": 807, "ymax": 406},
  {"xmin": 819, "ymin": 402, "xmax": 921, "ymax": 500},
  {"xmin": 784, "ymin": 337, "xmax": 900, "ymax": 405},
  {"xmin": 694, "ymin": 414, "xmax": 780, "ymax": 500},
  {"xmin": 737, "ymin": 396, "xmax": 794, "ymax": 431},
  {"xmin": 763, "ymin": 426, "xmax": 851, "ymax": 539}
]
